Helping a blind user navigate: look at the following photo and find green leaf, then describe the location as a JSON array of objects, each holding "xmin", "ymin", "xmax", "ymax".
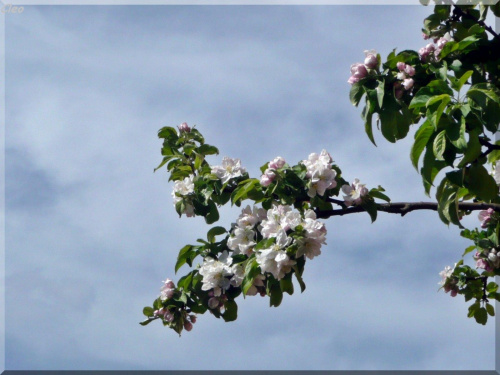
[
  {"xmin": 447, "ymin": 117, "xmax": 467, "ymax": 152},
  {"xmin": 143, "ymin": 306, "xmax": 155, "ymax": 317},
  {"xmin": 455, "ymin": 70, "xmax": 473, "ymax": 92},
  {"xmin": 242, "ymin": 257, "xmax": 260, "ymax": 296},
  {"xmin": 457, "ymin": 131, "xmax": 481, "ymax": 168},
  {"xmin": 280, "ymin": 274, "xmax": 294, "ymax": 295},
  {"xmin": 474, "ymin": 307, "xmax": 488, "ymax": 325},
  {"xmin": 350, "ymin": 82, "xmax": 365, "ymax": 106},
  {"xmin": 362, "ymin": 96, "xmax": 376, "ymax": 146},
  {"xmin": 466, "ymin": 164, "xmax": 498, "ymax": 201},
  {"xmin": 177, "ymin": 272, "xmax": 194, "ymax": 291},
  {"xmin": 486, "ymin": 303, "xmax": 495, "ymax": 317},
  {"xmin": 433, "ymin": 130, "xmax": 447, "ymax": 160},
  {"xmin": 207, "ymin": 226, "xmax": 227, "ymax": 243},
  {"xmin": 158, "ymin": 126, "xmax": 178, "ymax": 141},
  {"xmin": 369, "ymin": 190, "xmax": 391, "ymax": 203},
  {"xmin": 139, "ymin": 318, "xmax": 155, "ymax": 326},
  {"xmin": 231, "ymin": 179, "xmax": 259, "ymax": 205},
  {"xmin": 197, "ymin": 144, "xmax": 219, "ymax": 156},
  {"xmin": 467, "ymin": 301, "xmax": 480, "ymax": 318},
  {"xmin": 361, "ymin": 199, "xmax": 378, "ymax": 223},
  {"xmin": 292, "ymin": 266, "xmax": 306, "ymax": 293},
  {"xmin": 269, "ymin": 281, "xmax": 283, "ymax": 307},
  {"xmin": 411, "ymin": 120, "xmax": 434, "ymax": 170},
  {"xmin": 427, "ymin": 95, "xmax": 451, "ymax": 130},
  {"xmin": 462, "ymin": 245, "xmax": 476, "ymax": 257},
  {"xmin": 222, "ymin": 300, "xmax": 238, "ymax": 322},
  {"xmin": 205, "ymin": 200, "xmax": 220, "ymax": 225},
  {"xmin": 410, "ymin": 81, "xmax": 453, "ymax": 110},
  {"xmin": 175, "ymin": 245, "xmax": 195, "ymax": 274},
  {"xmin": 421, "ymin": 144, "xmax": 447, "ymax": 195},
  {"xmin": 486, "ymin": 282, "xmax": 498, "ymax": 294}
]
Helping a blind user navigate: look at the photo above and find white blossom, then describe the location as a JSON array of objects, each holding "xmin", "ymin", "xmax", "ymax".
[
  {"xmin": 342, "ymin": 178, "xmax": 369, "ymax": 206},
  {"xmin": 256, "ymin": 230, "xmax": 295, "ymax": 280},
  {"xmin": 302, "ymin": 150, "xmax": 337, "ymax": 197},
  {"xmin": 236, "ymin": 205, "xmax": 267, "ymax": 228},
  {"xmin": 227, "ymin": 227, "xmax": 256, "ymax": 256},
  {"xmin": 296, "ymin": 238, "xmax": 323, "ymax": 260},
  {"xmin": 172, "ymin": 174, "xmax": 196, "ymax": 217},
  {"xmin": 211, "ymin": 157, "xmax": 246, "ymax": 184},
  {"xmin": 198, "ymin": 251, "xmax": 234, "ymax": 296}
]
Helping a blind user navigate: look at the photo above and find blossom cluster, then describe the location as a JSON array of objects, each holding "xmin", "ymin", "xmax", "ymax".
[
  {"xmin": 301, "ymin": 150, "xmax": 337, "ymax": 197},
  {"xmin": 341, "ymin": 178, "xmax": 368, "ymax": 207},
  {"xmin": 394, "ymin": 62, "xmax": 416, "ymax": 99},
  {"xmin": 155, "ymin": 278, "xmax": 197, "ymax": 331},
  {"xmin": 419, "ymin": 32, "xmax": 451, "ymax": 62},
  {"xmin": 198, "ymin": 204, "xmax": 327, "ymax": 308},
  {"xmin": 475, "ymin": 249, "xmax": 500, "ymax": 272},
  {"xmin": 348, "ymin": 49, "xmax": 378, "ymax": 85}
]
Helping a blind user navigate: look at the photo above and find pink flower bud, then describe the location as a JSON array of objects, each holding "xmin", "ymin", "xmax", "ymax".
[
  {"xmin": 422, "ymin": 33, "xmax": 430, "ymax": 40},
  {"xmin": 268, "ymin": 156, "xmax": 286, "ymax": 170},
  {"xmin": 348, "ymin": 75, "xmax": 360, "ymax": 85},
  {"xmin": 164, "ymin": 310, "xmax": 174, "ymax": 322},
  {"xmin": 364, "ymin": 54, "xmax": 378, "ymax": 69},
  {"xmin": 418, "ymin": 47, "xmax": 429, "ymax": 61},
  {"xmin": 350, "ymin": 63, "xmax": 368, "ymax": 80},
  {"xmin": 404, "ymin": 65, "xmax": 415, "ymax": 77},
  {"xmin": 450, "ymin": 289, "xmax": 458, "ymax": 297},
  {"xmin": 163, "ymin": 278, "xmax": 175, "ymax": 289},
  {"xmin": 190, "ymin": 315, "xmax": 197, "ymax": 324},
  {"xmin": 178, "ymin": 122, "xmax": 191, "ymax": 133},
  {"xmin": 396, "ymin": 62, "xmax": 406, "ymax": 71},
  {"xmin": 184, "ymin": 321, "xmax": 193, "ymax": 331},
  {"xmin": 402, "ymin": 78, "xmax": 414, "ymax": 90},
  {"xmin": 425, "ymin": 43, "xmax": 435, "ymax": 52},
  {"xmin": 260, "ymin": 169, "xmax": 276, "ymax": 187}
]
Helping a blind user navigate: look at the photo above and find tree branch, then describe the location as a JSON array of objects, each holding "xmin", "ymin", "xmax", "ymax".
[
  {"xmin": 315, "ymin": 201, "xmax": 500, "ymax": 219},
  {"xmin": 452, "ymin": 4, "xmax": 500, "ymax": 41}
]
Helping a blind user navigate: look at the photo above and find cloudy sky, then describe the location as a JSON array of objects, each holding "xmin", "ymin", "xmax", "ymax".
[{"xmin": 4, "ymin": 4, "xmax": 498, "ymax": 371}]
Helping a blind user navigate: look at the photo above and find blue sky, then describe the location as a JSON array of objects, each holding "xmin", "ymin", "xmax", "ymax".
[{"xmin": 4, "ymin": 4, "xmax": 497, "ymax": 370}]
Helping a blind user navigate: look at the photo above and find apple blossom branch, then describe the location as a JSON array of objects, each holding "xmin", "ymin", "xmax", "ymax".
[{"xmin": 315, "ymin": 201, "xmax": 500, "ymax": 219}]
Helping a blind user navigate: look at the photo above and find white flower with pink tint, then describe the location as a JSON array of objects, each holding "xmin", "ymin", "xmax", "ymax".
[
  {"xmin": 212, "ymin": 157, "xmax": 246, "ymax": 184},
  {"xmin": 199, "ymin": 251, "xmax": 234, "ymax": 296},
  {"xmin": 172, "ymin": 174, "xmax": 196, "ymax": 217},
  {"xmin": 404, "ymin": 65, "xmax": 416, "ymax": 77},
  {"xmin": 302, "ymin": 150, "xmax": 337, "ymax": 198},
  {"xmin": 256, "ymin": 230, "xmax": 295, "ymax": 280},
  {"xmin": 478, "ymin": 208, "xmax": 495, "ymax": 228},
  {"xmin": 296, "ymin": 237, "xmax": 323, "ymax": 260},
  {"xmin": 236, "ymin": 205, "xmax": 267, "ymax": 228},
  {"xmin": 227, "ymin": 227, "xmax": 256, "ymax": 256},
  {"xmin": 402, "ymin": 78, "xmax": 414, "ymax": 90},
  {"xmin": 342, "ymin": 178, "xmax": 369, "ymax": 207}
]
